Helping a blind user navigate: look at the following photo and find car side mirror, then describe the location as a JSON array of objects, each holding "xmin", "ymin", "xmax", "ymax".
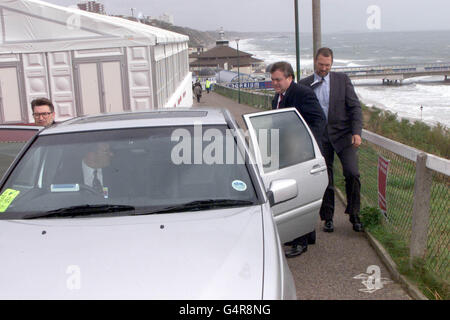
[{"xmin": 267, "ymin": 179, "xmax": 298, "ymax": 207}]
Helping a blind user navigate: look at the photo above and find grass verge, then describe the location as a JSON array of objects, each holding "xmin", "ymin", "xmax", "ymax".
[
  {"xmin": 361, "ymin": 103, "xmax": 449, "ymax": 159},
  {"xmin": 361, "ymin": 207, "xmax": 449, "ymax": 300}
]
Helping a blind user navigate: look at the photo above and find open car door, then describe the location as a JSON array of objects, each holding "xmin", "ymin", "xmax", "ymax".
[
  {"xmin": 0, "ymin": 125, "xmax": 42, "ymax": 178},
  {"xmin": 243, "ymin": 108, "xmax": 328, "ymax": 243}
]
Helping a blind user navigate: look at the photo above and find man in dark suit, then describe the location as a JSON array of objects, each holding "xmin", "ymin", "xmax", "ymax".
[
  {"xmin": 299, "ymin": 47, "xmax": 363, "ymax": 233},
  {"xmin": 54, "ymin": 142, "xmax": 122, "ymax": 199},
  {"xmin": 270, "ymin": 61, "xmax": 325, "ymax": 145},
  {"xmin": 270, "ymin": 61, "xmax": 326, "ymax": 258}
]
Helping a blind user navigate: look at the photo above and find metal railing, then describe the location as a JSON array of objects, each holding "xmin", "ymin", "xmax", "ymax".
[
  {"xmin": 214, "ymin": 84, "xmax": 274, "ymax": 110},
  {"xmin": 332, "ymin": 62, "xmax": 450, "ymax": 76},
  {"xmin": 216, "ymin": 84, "xmax": 449, "ymax": 282},
  {"xmin": 335, "ymin": 130, "xmax": 449, "ymax": 282}
]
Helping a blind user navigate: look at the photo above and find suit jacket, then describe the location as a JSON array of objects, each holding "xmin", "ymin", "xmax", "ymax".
[
  {"xmin": 271, "ymin": 81, "xmax": 326, "ymax": 145},
  {"xmin": 53, "ymin": 158, "xmax": 123, "ymax": 198},
  {"xmin": 299, "ymin": 72, "xmax": 363, "ymax": 153}
]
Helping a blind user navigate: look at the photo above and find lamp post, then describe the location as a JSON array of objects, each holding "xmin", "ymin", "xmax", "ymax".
[
  {"xmin": 294, "ymin": 0, "xmax": 301, "ymax": 82},
  {"xmin": 312, "ymin": 0, "xmax": 322, "ymax": 65},
  {"xmin": 236, "ymin": 38, "xmax": 241, "ymax": 104}
]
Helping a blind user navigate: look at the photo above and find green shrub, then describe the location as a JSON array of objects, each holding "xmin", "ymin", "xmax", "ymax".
[
  {"xmin": 360, "ymin": 206, "xmax": 383, "ymax": 229},
  {"xmin": 362, "ymin": 104, "xmax": 450, "ymax": 159}
]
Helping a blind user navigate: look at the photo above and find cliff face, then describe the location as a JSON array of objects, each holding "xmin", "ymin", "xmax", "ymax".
[
  {"xmin": 142, "ymin": 20, "xmax": 217, "ymax": 48},
  {"xmin": 141, "ymin": 19, "xmax": 257, "ymax": 49}
]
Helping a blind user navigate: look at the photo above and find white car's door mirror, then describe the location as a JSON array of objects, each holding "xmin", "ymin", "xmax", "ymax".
[{"xmin": 268, "ymin": 179, "xmax": 298, "ymax": 207}]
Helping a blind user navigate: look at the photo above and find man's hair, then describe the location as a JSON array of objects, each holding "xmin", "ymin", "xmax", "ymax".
[
  {"xmin": 315, "ymin": 47, "xmax": 334, "ymax": 61},
  {"xmin": 31, "ymin": 98, "xmax": 54, "ymax": 113},
  {"xmin": 269, "ymin": 61, "xmax": 295, "ymax": 79}
]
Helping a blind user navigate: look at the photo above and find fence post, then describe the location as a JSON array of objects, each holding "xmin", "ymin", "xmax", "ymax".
[{"xmin": 409, "ymin": 152, "xmax": 432, "ymax": 267}]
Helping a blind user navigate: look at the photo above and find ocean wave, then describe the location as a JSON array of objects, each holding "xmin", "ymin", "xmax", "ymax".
[
  {"xmin": 415, "ymin": 84, "xmax": 450, "ymax": 98},
  {"xmin": 345, "ymin": 62, "xmax": 368, "ymax": 67},
  {"xmin": 355, "ymin": 84, "xmax": 450, "ymax": 127},
  {"xmin": 333, "ymin": 59, "xmax": 352, "ymax": 64}
]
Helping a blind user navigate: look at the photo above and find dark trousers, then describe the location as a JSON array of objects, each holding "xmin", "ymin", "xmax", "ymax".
[{"xmin": 320, "ymin": 134, "xmax": 361, "ymax": 221}]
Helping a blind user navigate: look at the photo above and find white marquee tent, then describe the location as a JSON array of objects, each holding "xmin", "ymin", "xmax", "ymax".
[{"xmin": 0, "ymin": 0, "xmax": 192, "ymax": 124}]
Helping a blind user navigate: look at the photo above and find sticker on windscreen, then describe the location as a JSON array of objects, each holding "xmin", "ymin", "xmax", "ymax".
[
  {"xmin": 0, "ymin": 188, "xmax": 20, "ymax": 212},
  {"xmin": 51, "ymin": 184, "xmax": 80, "ymax": 192},
  {"xmin": 232, "ymin": 180, "xmax": 247, "ymax": 192}
]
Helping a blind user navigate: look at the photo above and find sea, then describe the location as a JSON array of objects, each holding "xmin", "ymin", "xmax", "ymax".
[{"xmin": 230, "ymin": 30, "xmax": 450, "ymax": 128}]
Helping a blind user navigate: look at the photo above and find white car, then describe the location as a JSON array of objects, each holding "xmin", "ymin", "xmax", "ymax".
[{"xmin": 0, "ymin": 108, "xmax": 327, "ymax": 299}]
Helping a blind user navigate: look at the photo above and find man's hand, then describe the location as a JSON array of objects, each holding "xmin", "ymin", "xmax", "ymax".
[{"xmin": 352, "ymin": 134, "xmax": 362, "ymax": 148}]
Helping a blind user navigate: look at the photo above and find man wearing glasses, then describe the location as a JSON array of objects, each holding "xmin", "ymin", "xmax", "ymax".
[{"xmin": 31, "ymin": 98, "xmax": 55, "ymax": 127}]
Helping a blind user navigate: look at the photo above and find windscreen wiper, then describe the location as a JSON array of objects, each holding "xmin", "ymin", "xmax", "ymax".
[
  {"xmin": 133, "ymin": 199, "xmax": 256, "ymax": 216},
  {"xmin": 23, "ymin": 204, "xmax": 135, "ymax": 219}
]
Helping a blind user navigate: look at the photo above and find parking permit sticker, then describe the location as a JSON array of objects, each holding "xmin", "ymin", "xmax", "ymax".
[
  {"xmin": 0, "ymin": 188, "xmax": 20, "ymax": 212},
  {"xmin": 51, "ymin": 184, "xmax": 80, "ymax": 192},
  {"xmin": 103, "ymin": 187, "xmax": 109, "ymax": 199},
  {"xmin": 232, "ymin": 180, "xmax": 247, "ymax": 192}
]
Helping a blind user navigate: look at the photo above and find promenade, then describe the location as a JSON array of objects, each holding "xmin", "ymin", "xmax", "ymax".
[{"xmin": 194, "ymin": 91, "xmax": 411, "ymax": 300}]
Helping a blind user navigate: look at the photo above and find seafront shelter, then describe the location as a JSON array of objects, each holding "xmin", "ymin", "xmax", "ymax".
[
  {"xmin": 0, "ymin": 0, "xmax": 192, "ymax": 124},
  {"xmin": 189, "ymin": 30, "xmax": 264, "ymax": 76}
]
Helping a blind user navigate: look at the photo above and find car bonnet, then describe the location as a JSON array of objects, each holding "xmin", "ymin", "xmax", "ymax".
[{"xmin": 0, "ymin": 205, "xmax": 264, "ymax": 299}]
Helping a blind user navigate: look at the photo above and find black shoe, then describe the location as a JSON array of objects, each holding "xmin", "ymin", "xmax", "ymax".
[
  {"xmin": 350, "ymin": 215, "xmax": 364, "ymax": 232},
  {"xmin": 323, "ymin": 220, "xmax": 334, "ymax": 232},
  {"xmin": 307, "ymin": 230, "xmax": 316, "ymax": 245},
  {"xmin": 352, "ymin": 222, "xmax": 364, "ymax": 232},
  {"xmin": 285, "ymin": 244, "xmax": 308, "ymax": 258}
]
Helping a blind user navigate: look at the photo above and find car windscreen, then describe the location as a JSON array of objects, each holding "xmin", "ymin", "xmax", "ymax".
[{"xmin": 0, "ymin": 125, "xmax": 259, "ymax": 219}]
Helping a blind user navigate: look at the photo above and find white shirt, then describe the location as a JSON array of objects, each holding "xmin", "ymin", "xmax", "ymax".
[
  {"xmin": 82, "ymin": 160, "xmax": 103, "ymax": 187},
  {"xmin": 276, "ymin": 93, "xmax": 285, "ymax": 109}
]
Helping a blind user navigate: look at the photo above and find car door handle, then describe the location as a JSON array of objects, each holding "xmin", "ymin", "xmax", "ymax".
[{"xmin": 310, "ymin": 165, "xmax": 327, "ymax": 174}]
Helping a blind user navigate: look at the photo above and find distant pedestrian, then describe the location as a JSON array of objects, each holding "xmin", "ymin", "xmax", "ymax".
[
  {"xmin": 300, "ymin": 47, "xmax": 364, "ymax": 233},
  {"xmin": 205, "ymin": 79, "xmax": 211, "ymax": 93},
  {"xmin": 31, "ymin": 97, "xmax": 56, "ymax": 127},
  {"xmin": 193, "ymin": 82, "xmax": 202, "ymax": 103}
]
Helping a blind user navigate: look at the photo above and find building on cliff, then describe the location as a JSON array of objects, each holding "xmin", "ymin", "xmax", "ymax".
[{"xmin": 189, "ymin": 30, "xmax": 264, "ymax": 76}]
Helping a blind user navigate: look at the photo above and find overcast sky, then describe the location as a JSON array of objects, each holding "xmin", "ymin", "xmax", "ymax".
[{"xmin": 45, "ymin": 0, "xmax": 450, "ymax": 33}]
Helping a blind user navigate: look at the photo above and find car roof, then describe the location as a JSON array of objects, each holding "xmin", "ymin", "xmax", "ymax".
[{"xmin": 40, "ymin": 108, "xmax": 229, "ymax": 135}]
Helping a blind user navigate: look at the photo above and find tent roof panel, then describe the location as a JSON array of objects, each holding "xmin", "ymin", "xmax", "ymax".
[{"xmin": 0, "ymin": 0, "xmax": 188, "ymax": 53}]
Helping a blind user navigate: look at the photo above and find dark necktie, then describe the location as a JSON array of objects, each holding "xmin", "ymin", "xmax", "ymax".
[
  {"xmin": 311, "ymin": 77, "xmax": 325, "ymax": 90},
  {"xmin": 92, "ymin": 169, "xmax": 103, "ymax": 193},
  {"xmin": 277, "ymin": 93, "xmax": 284, "ymax": 109}
]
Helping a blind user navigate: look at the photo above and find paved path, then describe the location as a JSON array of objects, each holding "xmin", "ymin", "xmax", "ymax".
[{"xmin": 194, "ymin": 91, "xmax": 411, "ymax": 300}]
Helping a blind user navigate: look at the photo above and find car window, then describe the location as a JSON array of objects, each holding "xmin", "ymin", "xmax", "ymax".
[
  {"xmin": 248, "ymin": 110, "xmax": 315, "ymax": 173},
  {"xmin": 0, "ymin": 126, "xmax": 259, "ymax": 218},
  {"xmin": 0, "ymin": 128, "xmax": 39, "ymax": 178}
]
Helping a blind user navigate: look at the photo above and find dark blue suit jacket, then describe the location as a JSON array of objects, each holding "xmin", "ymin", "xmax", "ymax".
[
  {"xmin": 299, "ymin": 72, "xmax": 363, "ymax": 153},
  {"xmin": 272, "ymin": 81, "xmax": 326, "ymax": 147}
]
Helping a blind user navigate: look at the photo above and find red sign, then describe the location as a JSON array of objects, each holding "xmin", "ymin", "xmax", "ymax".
[{"xmin": 377, "ymin": 156, "xmax": 390, "ymax": 216}]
